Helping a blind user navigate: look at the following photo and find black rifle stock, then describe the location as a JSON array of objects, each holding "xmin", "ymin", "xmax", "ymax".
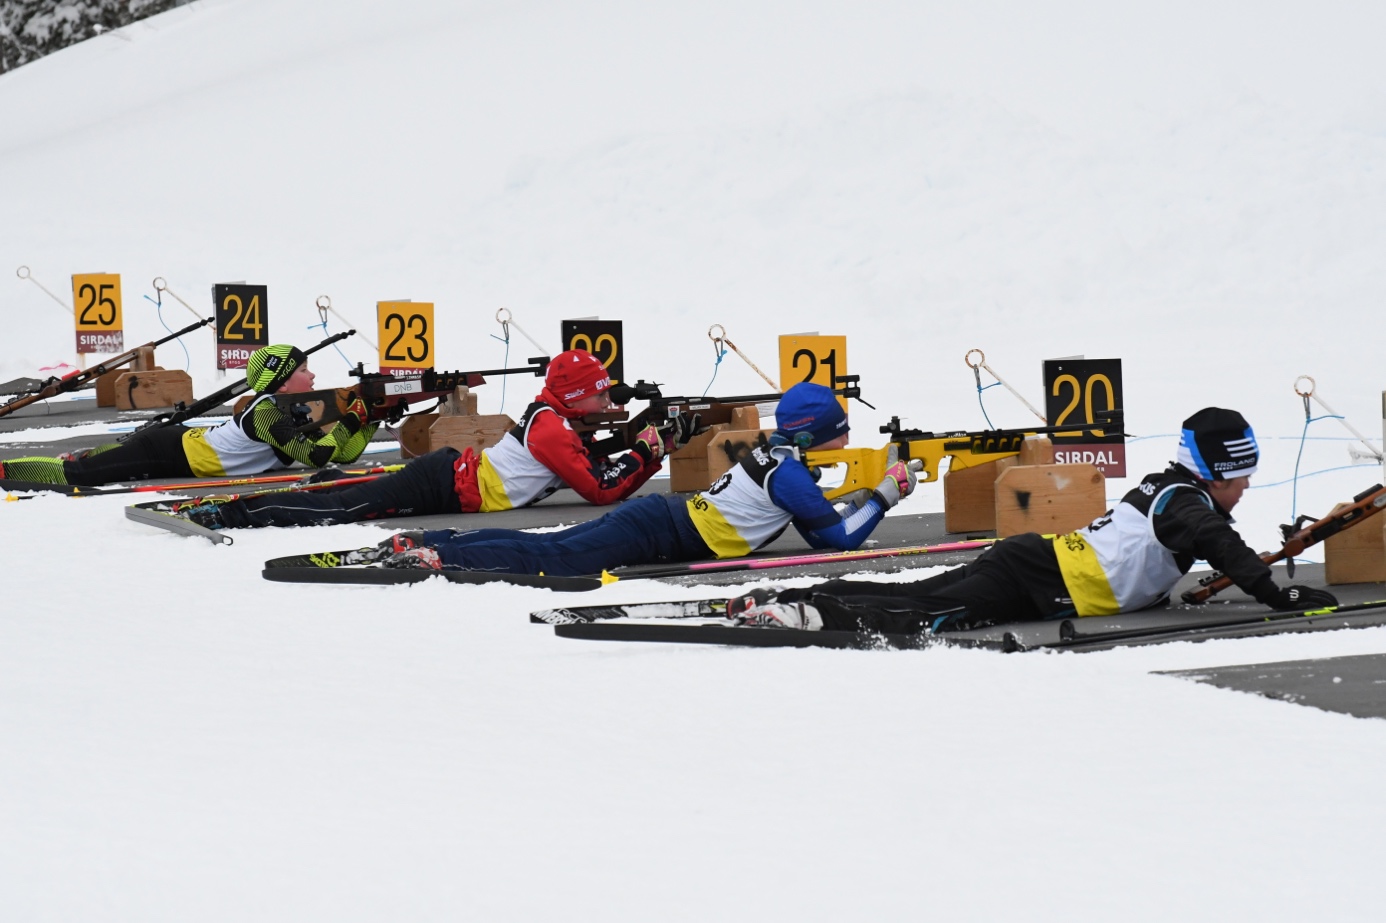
[
  {"xmin": 0, "ymin": 316, "xmax": 215, "ymax": 420},
  {"xmin": 122, "ymin": 329, "xmax": 358, "ymax": 438}
]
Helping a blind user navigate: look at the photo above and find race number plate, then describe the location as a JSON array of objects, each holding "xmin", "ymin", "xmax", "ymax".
[
  {"xmin": 561, "ymin": 319, "xmax": 623, "ymax": 385},
  {"xmin": 377, "ymin": 301, "xmax": 434, "ymax": 377},
  {"xmin": 778, "ymin": 334, "xmax": 848, "ymax": 412},
  {"xmin": 72, "ymin": 272, "xmax": 123, "ymax": 354},
  {"xmin": 213, "ymin": 283, "xmax": 269, "ymax": 370},
  {"xmin": 1043, "ymin": 357, "xmax": 1125, "ymax": 477}
]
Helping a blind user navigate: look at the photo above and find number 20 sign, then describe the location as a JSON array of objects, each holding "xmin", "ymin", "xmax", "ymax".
[
  {"xmin": 377, "ymin": 301, "xmax": 434, "ymax": 377},
  {"xmin": 1042, "ymin": 357, "xmax": 1126, "ymax": 477}
]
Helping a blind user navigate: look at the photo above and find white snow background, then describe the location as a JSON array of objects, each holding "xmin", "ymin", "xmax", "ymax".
[{"xmin": 4, "ymin": 1, "xmax": 1386, "ymax": 919}]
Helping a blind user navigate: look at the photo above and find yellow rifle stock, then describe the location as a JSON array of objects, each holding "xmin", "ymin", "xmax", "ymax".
[{"xmin": 806, "ymin": 414, "xmax": 1123, "ymax": 502}]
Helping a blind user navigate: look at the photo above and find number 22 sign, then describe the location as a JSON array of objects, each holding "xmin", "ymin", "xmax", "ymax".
[{"xmin": 377, "ymin": 301, "xmax": 434, "ymax": 377}]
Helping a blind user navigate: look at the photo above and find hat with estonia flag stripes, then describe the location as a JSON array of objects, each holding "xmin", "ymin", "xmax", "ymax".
[{"xmin": 1177, "ymin": 407, "xmax": 1258, "ymax": 480}]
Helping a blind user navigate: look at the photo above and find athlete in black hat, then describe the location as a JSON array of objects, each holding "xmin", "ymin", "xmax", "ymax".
[{"xmin": 729, "ymin": 407, "xmax": 1339, "ymax": 631}]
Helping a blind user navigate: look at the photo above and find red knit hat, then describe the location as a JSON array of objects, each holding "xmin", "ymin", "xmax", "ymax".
[{"xmin": 544, "ymin": 349, "xmax": 611, "ymax": 405}]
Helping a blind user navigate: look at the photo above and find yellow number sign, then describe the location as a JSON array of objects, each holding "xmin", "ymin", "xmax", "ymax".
[
  {"xmin": 778, "ymin": 334, "xmax": 848, "ymax": 412},
  {"xmin": 377, "ymin": 301, "xmax": 435, "ymax": 376},
  {"xmin": 72, "ymin": 272, "xmax": 124, "ymax": 354}
]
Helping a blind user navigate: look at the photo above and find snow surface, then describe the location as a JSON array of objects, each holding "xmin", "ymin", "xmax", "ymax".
[{"xmin": 4, "ymin": 1, "xmax": 1386, "ymax": 919}]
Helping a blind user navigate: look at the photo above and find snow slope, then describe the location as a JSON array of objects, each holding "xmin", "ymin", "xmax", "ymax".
[{"xmin": 4, "ymin": 1, "xmax": 1386, "ymax": 919}]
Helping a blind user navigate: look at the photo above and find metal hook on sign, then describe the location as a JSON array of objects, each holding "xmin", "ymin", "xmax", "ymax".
[
  {"xmin": 16, "ymin": 265, "xmax": 30, "ymax": 280},
  {"xmin": 153, "ymin": 276, "xmax": 168, "ymax": 293},
  {"xmin": 1294, "ymin": 375, "xmax": 1315, "ymax": 398},
  {"xmin": 965, "ymin": 348, "xmax": 985, "ymax": 369}
]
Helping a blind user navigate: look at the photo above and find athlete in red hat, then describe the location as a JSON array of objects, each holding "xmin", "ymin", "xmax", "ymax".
[{"xmin": 170, "ymin": 349, "xmax": 696, "ymax": 529}]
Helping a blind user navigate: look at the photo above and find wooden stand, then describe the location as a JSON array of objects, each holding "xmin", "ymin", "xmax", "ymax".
[
  {"xmin": 112, "ymin": 369, "xmax": 195, "ymax": 410},
  {"xmin": 1324, "ymin": 505, "xmax": 1386, "ymax": 585},
  {"xmin": 993, "ymin": 463, "xmax": 1105, "ymax": 538},
  {"xmin": 95, "ymin": 346, "xmax": 156, "ymax": 407},
  {"xmin": 943, "ymin": 436, "xmax": 1057, "ymax": 533},
  {"xmin": 668, "ymin": 406, "xmax": 774, "ymax": 493}
]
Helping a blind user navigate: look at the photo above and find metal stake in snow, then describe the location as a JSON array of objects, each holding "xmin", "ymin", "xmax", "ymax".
[
  {"xmin": 1293, "ymin": 375, "xmax": 1384, "ymax": 469},
  {"xmin": 317, "ymin": 296, "xmax": 376, "ymax": 352},
  {"xmin": 16, "ymin": 265, "xmax": 73, "ymax": 315},
  {"xmin": 708, "ymin": 324, "xmax": 780, "ymax": 392},
  {"xmin": 495, "ymin": 307, "xmax": 553, "ymax": 358},
  {"xmin": 965, "ymin": 348, "xmax": 1047, "ymax": 424},
  {"xmin": 151, "ymin": 277, "xmax": 208, "ymax": 323}
]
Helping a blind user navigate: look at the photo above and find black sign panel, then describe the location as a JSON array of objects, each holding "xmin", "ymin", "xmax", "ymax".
[
  {"xmin": 213, "ymin": 283, "xmax": 269, "ymax": 370},
  {"xmin": 561, "ymin": 319, "xmax": 624, "ymax": 386},
  {"xmin": 1043, "ymin": 357, "xmax": 1125, "ymax": 477}
]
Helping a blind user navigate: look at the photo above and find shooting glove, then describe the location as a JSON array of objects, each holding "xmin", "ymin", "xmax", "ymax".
[
  {"xmin": 1269, "ymin": 585, "xmax": 1339, "ymax": 612},
  {"xmin": 666, "ymin": 412, "xmax": 705, "ymax": 450},
  {"xmin": 873, "ymin": 459, "xmax": 921, "ymax": 509},
  {"xmin": 337, "ymin": 396, "xmax": 369, "ymax": 435},
  {"xmin": 632, "ymin": 424, "xmax": 666, "ymax": 464}
]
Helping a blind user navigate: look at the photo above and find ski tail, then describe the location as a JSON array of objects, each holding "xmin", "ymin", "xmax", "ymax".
[
  {"xmin": 530, "ymin": 598, "xmax": 728, "ymax": 625},
  {"xmin": 263, "ymin": 548, "xmax": 383, "ymax": 569}
]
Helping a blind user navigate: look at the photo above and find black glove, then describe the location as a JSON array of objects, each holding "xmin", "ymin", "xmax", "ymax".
[
  {"xmin": 1270, "ymin": 585, "xmax": 1339, "ymax": 612},
  {"xmin": 662, "ymin": 412, "xmax": 706, "ymax": 450}
]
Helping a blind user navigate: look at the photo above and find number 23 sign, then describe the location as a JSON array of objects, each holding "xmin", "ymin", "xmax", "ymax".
[{"xmin": 377, "ymin": 301, "xmax": 434, "ymax": 377}]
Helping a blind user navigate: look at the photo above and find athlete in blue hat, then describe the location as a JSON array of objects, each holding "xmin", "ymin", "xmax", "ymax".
[{"xmin": 380, "ymin": 381, "xmax": 918, "ymax": 575}]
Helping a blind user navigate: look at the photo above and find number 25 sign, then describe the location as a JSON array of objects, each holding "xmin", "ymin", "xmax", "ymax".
[{"xmin": 72, "ymin": 272, "xmax": 123, "ymax": 354}]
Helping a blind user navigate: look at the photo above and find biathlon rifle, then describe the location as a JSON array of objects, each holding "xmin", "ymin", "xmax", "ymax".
[
  {"xmin": 272, "ymin": 355, "xmax": 551, "ymax": 430},
  {"xmin": 1181, "ymin": 482, "xmax": 1386, "ymax": 604},
  {"xmin": 575, "ymin": 377, "xmax": 869, "ymax": 457},
  {"xmin": 122, "ymin": 329, "xmax": 359, "ymax": 439},
  {"xmin": 805, "ymin": 410, "xmax": 1125, "ymax": 502},
  {"xmin": 0, "ymin": 316, "xmax": 215, "ymax": 420}
]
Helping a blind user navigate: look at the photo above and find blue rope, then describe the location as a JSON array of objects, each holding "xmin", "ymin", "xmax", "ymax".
[
  {"xmin": 489, "ymin": 325, "xmax": 512, "ymax": 414},
  {"xmin": 1289, "ymin": 409, "xmax": 1344, "ymax": 518},
  {"xmin": 975, "ymin": 380, "xmax": 1000, "ymax": 429},
  {"xmin": 702, "ymin": 344, "xmax": 728, "ymax": 398},
  {"xmin": 306, "ymin": 317, "xmax": 355, "ymax": 370},
  {"xmin": 143, "ymin": 292, "xmax": 192, "ymax": 370}
]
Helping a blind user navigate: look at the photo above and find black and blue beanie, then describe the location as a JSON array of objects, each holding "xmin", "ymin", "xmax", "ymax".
[
  {"xmin": 772, "ymin": 382, "xmax": 849, "ymax": 449},
  {"xmin": 1177, "ymin": 407, "xmax": 1258, "ymax": 480}
]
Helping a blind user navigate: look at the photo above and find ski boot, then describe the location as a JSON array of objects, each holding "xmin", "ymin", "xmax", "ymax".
[
  {"xmin": 732, "ymin": 600, "xmax": 823, "ymax": 631},
  {"xmin": 382, "ymin": 546, "xmax": 444, "ymax": 570}
]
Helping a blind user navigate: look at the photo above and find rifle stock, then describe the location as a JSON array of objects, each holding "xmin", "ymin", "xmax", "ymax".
[
  {"xmin": 1181, "ymin": 483, "xmax": 1386, "ymax": 604},
  {"xmin": 273, "ymin": 356, "xmax": 550, "ymax": 430},
  {"xmin": 0, "ymin": 316, "xmax": 215, "ymax": 420},
  {"xmin": 805, "ymin": 412, "xmax": 1125, "ymax": 502},
  {"xmin": 575, "ymin": 380, "xmax": 786, "ymax": 456},
  {"xmin": 122, "ymin": 329, "xmax": 359, "ymax": 438}
]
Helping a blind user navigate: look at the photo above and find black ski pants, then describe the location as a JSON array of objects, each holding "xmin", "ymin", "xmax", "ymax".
[
  {"xmin": 63, "ymin": 425, "xmax": 194, "ymax": 486},
  {"xmin": 218, "ymin": 448, "xmax": 463, "ymax": 528},
  {"xmin": 777, "ymin": 532, "xmax": 1075, "ymax": 633}
]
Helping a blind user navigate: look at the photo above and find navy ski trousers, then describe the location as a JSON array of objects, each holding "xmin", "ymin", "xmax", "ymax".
[{"xmin": 419, "ymin": 493, "xmax": 712, "ymax": 577}]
